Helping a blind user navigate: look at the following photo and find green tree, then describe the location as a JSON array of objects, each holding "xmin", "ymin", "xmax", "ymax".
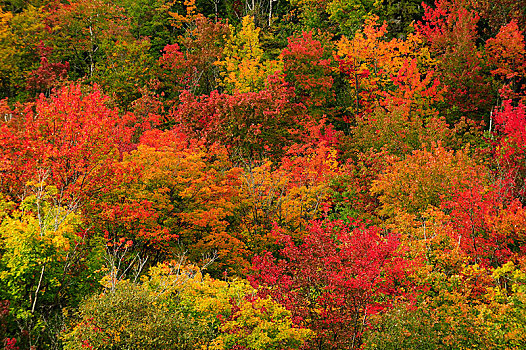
[
  {"xmin": 0, "ymin": 188, "xmax": 103, "ymax": 349},
  {"xmin": 64, "ymin": 261, "xmax": 311, "ymax": 349}
]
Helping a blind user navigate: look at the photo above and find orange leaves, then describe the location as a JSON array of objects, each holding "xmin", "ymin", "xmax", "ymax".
[
  {"xmin": 372, "ymin": 144, "xmax": 486, "ymax": 218},
  {"xmin": 382, "ymin": 58, "xmax": 444, "ymax": 117},
  {"xmin": 6, "ymin": 2, "xmax": 526, "ymax": 349},
  {"xmin": 485, "ymin": 20, "xmax": 526, "ymax": 100},
  {"xmin": 237, "ymin": 141, "xmax": 340, "ymax": 256},
  {"xmin": 167, "ymin": 0, "xmax": 203, "ymax": 28},
  {"xmin": 94, "ymin": 128, "xmax": 242, "ymax": 255},
  {"xmin": 106, "ymin": 236, "xmax": 133, "ymax": 250},
  {"xmin": 336, "ymin": 16, "xmax": 436, "ymax": 107},
  {"xmin": 485, "ymin": 199, "xmax": 526, "ymax": 251},
  {"xmin": 89, "ymin": 119, "xmax": 344, "ymax": 275},
  {"xmin": 371, "ymin": 139, "xmax": 526, "ymax": 267},
  {"xmin": 335, "ymin": 16, "xmax": 448, "ymax": 155},
  {"xmin": 486, "ymin": 20, "xmax": 526, "ymax": 79}
]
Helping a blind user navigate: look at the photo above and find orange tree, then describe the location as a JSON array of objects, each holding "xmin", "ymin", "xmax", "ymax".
[{"xmin": 89, "ymin": 128, "xmax": 245, "ymax": 273}]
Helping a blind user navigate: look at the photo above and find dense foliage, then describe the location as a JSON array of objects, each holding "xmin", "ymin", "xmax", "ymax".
[{"xmin": 1, "ymin": 0, "xmax": 526, "ymax": 349}]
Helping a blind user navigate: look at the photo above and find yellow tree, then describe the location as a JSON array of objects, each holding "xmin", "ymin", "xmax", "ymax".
[
  {"xmin": 218, "ymin": 15, "xmax": 282, "ymax": 93},
  {"xmin": 0, "ymin": 186, "xmax": 102, "ymax": 348},
  {"xmin": 63, "ymin": 261, "xmax": 312, "ymax": 349}
]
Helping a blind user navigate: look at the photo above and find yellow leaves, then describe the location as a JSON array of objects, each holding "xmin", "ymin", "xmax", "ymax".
[
  {"xmin": 226, "ymin": 16, "xmax": 263, "ymax": 60},
  {"xmin": 67, "ymin": 264, "xmax": 310, "ymax": 350},
  {"xmin": 139, "ymin": 260, "xmax": 203, "ymax": 300},
  {"xmin": 51, "ymin": 229, "xmax": 71, "ymax": 251},
  {"xmin": 492, "ymin": 261, "xmax": 516, "ymax": 284},
  {"xmin": 0, "ymin": 9, "xmax": 13, "ymax": 26},
  {"xmin": 0, "ymin": 4, "xmax": 48, "ymax": 83},
  {"xmin": 0, "ymin": 8, "xmax": 16, "ymax": 73},
  {"xmin": 99, "ymin": 274, "xmax": 117, "ymax": 290},
  {"xmin": 218, "ymin": 295, "xmax": 313, "ymax": 349},
  {"xmin": 181, "ymin": 276, "xmax": 254, "ymax": 317},
  {"xmin": 1, "ymin": 199, "xmax": 79, "ymax": 257},
  {"xmin": 206, "ymin": 338, "xmax": 225, "ymax": 350},
  {"xmin": 471, "ymin": 260, "xmax": 526, "ymax": 347},
  {"xmin": 218, "ymin": 15, "xmax": 283, "ymax": 93},
  {"xmin": 492, "ymin": 260, "xmax": 526, "ymax": 291},
  {"xmin": 0, "ymin": 190, "xmax": 83, "ymax": 323}
]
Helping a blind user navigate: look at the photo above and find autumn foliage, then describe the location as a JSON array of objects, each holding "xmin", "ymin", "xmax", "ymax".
[
  {"xmin": 0, "ymin": 84, "xmax": 135, "ymax": 203},
  {"xmin": 2, "ymin": 0, "xmax": 526, "ymax": 349},
  {"xmin": 251, "ymin": 220, "xmax": 415, "ymax": 349}
]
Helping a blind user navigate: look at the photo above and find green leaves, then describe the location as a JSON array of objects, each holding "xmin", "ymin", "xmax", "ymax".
[
  {"xmin": 0, "ymin": 189, "xmax": 103, "ymax": 347},
  {"xmin": 64, "ymin": 264, "xmax": 311, "ymax": 350}
]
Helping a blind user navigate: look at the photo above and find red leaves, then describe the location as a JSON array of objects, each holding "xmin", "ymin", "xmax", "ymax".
[
  {"xmin": 158, "ymin": 43, "xmax": 191, "ymax": 97},
  {"xmin": 486, "ymin": 20, "xmax": 526, "ymax": 78},
  {"xmin": 172, "ymin": 79, "xmax": 300, "ymax": 159},
  {"xmin": 493, "ymin": 100, "xmax": 526, "ymax": 144},
  {"xmin": 3, "ymin": 338, "xmax": 19, "ymax": 350},
  {"xmin": 158, "ymin": 18, "xmax": 229, "ymax": 97},
  {"xmin": 492, "ymin": 100, "xmax": 526, "ymax": 200},
  {"xmin": 251, "ymin": 220, "xmax": 415, "ymax": 349},
  {"xmin": 281, "ymin": 32, "xmax": 335, "ymax": 113},
  {"xmin": 441, "ymin": 183, "xmax": 526, "ymax": 267},
  {"xmin": 417, "ymin": 0, "xmax": 495, "ymax": 117},
  {"xmin": 418, "ymin": 0, "xmax": 480, "ymax": 53},
  {"xmin": 0, "ymin": 84, "xmax": 136, "ymax": 202},
  {"xmin": 485, "ymin": 20, "xmax": 526, "ymax": 100},
  {"xmin": 26, "ymin": 44, "xmax": 69, "ymax": 93}
]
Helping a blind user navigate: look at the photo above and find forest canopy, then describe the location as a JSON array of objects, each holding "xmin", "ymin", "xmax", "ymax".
[{"xmin": 1, "ymin": 0, "xmax": 526, "ymax": 349}]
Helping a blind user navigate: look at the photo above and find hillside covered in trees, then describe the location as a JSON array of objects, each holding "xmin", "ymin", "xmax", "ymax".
[{"xmin": 1, "ymin": 0, "xmax": 526, "ymax": 348}]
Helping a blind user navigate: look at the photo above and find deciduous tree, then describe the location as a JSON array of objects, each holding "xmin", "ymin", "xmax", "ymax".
[{"xmin": 251, "ymin": 219, "xmax": 414, "ymax": 349}]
